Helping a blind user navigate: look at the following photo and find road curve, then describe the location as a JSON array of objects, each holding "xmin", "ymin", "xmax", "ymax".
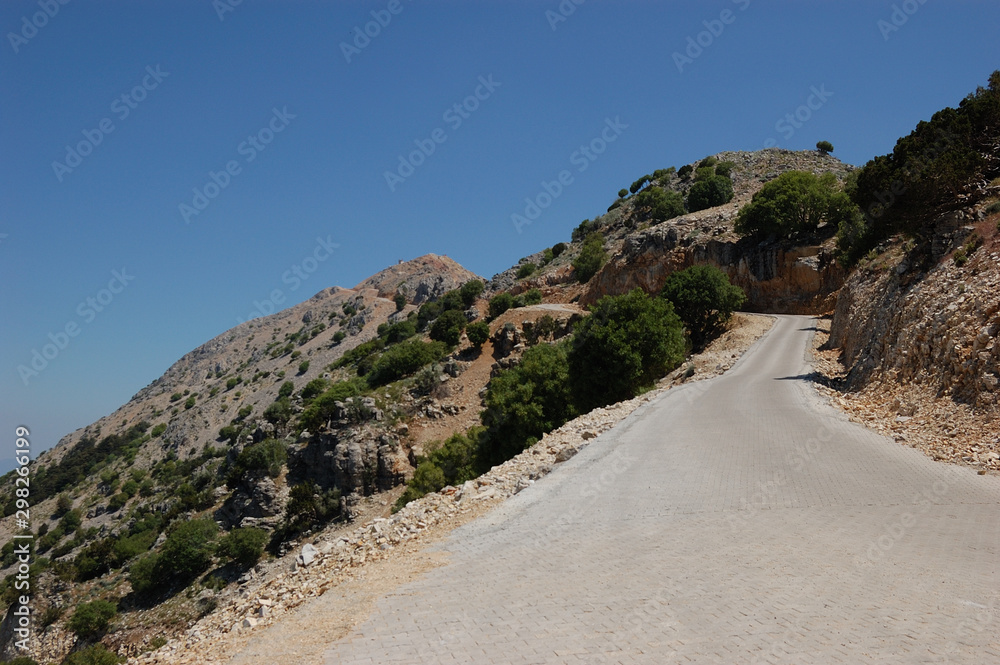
[{"xmin": 325, "ymin": 315, "xmax": 1000, "ymax": 664}]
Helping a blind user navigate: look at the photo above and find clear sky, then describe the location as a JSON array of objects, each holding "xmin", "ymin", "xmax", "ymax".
[{"xmin": 1, "ymin": 0, "xmax": 998, "ymax": 466}]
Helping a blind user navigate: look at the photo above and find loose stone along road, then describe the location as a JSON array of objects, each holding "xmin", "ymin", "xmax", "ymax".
[{"xmin": 325, "ymin": 315, "xmax": 1000, "ymax": 664}]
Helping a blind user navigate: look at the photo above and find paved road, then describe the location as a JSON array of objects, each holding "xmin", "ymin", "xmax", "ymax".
[{"xmin": 325, "ymin": 316, "xmax": 1000, "ymax": 664}]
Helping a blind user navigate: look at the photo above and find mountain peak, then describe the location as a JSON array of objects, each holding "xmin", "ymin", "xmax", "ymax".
[{"xmin": 354, "ymin": 253, "xmax": 481, "ymax": 305}]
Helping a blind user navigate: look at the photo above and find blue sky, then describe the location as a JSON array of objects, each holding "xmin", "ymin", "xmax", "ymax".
[{"xmin": 1, "ymin": 0, "xmax": 998, "ymax": 465}]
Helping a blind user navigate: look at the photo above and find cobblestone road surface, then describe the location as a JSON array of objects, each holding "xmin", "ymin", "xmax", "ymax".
[{"xmin": 325, "ymin": 315, "xmax": 1000, "ymax": 664}]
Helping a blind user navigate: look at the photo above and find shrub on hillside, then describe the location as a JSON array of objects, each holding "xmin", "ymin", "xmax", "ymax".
[
  {"xmin": 488, "ymin": 292, "xmax": 514, "ymax": 319},
  {"xmin": 466, "ymin": 321, "xmax": 490, "ymax": 349},
  {"xmin": 367, "ymin": 340, "xmax": 449, "ymax": 387},
  {"xmin": 217, "ymin": 527, "xmax": 268, "ymax": 567},
  {"xmin": 572, "ymin": 232, "xmax": 607, "ymax": 283},
  {"xmin": 634, "ymin": 187, "xmax": 686, "ymax": 222},
  {"xmin": 714, "ymin": 161, "xmax": 736, "ymax": 178},
  {"xmin": 734, "ymin": 170, "xmax": 860, "ymax": 238},
  {"xmin": 568, "ymin": 289, "xmax": 685, "ymax": 412},
  {"xmin": 629, "ymin": 175, "xmax": 651, "ymax": 194},
  {"xmin": 62, "ymin": 645, "xmax": 121, "ymax": 665},
  {"xmin": 155, "ymin": 518, "xmax": 218, "ymax": 582},
  {"xmin": 677, "ymin": 164, "xmax": 694, "ymax": 179},
  {"xmin": 394, "ymin": 428, "xmax": 483, "ymax": 510},
  {"xmin": 816, "ymin": 140, "xmax": 834, "ymax": 154},
  {"xmin": 227, "ymin": 439, "xmax": 287, "ymax": 486},
  {"xmin": 68, "ymin": 600, "xmax": 117, "ymax": 639},
  {"xmin": 618, "ymin": 188, "xmax": 628, "ymax": 198},
  {"xmin": 521, "ymin": 288, "xmax": 543, "ymax": 306},
  {"xmin": 429, "ymin": 310, "xmax": 468, "ymax": 346},
  {"xmin": 480, "ymin": 344, "xmax": 575, "ymax": 467},
  {"xmin": 516, "ymin": 263, "xmax": 536, "ymax": 279},
  {"xmin": 393, "ymin": 293, "xmax": 407, "ymax": 311},
  {"xmin": 551, "ymin": 242, "xmax": 567, "ymax": 258},
  {"xmin": 687, "ymin": 175, "xmax": 734, "ymax": 212},
  {"xmin": 298, "ymin": 378, "xmax": 368, "ymax": 431},
  {"xmin": 459, "ymin": 280, "xmax": 485, "ymax": 306},
  {"xmin": 278, "ymin": 381, "xmax": 294, "ymax": 398},
  {"xmin": 661, "ymin": 265, "xmax": 747, "ymax": 348}
]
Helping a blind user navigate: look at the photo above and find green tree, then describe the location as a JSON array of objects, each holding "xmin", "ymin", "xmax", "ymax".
[
  {"xmin": 278, "ymin": 381, "xmax": 294, "ymax": 398},
  {"xmin": 618, "ymin": 188, "xmax": 628, "ymax": 198},
  {"xmin": 516, "ymin": 263, "xmax": 536, "ymax": 279},
  {"xmin": 568, "ymin": 289, "xmax": 685, "ymax": 411},
  {"xmin": 156, "ymin": 518, "xmax": 218, "ymax": 581},
  {"xmin": 393, "ymin": 293, "xmax": 407, "ymax": 311},
  {"xmin": 367, "ymin": 340, "xmax": 449, "ymax": 387},
  {"xmin": 459, "ymin": 280, "xmax": 485, "ymax": 307},
  {"xmin": 480, "ymin": 344, "xmax": 575, "ymax": 467},
  {"xmin": 634, "ymin": 187, "xmax": 686, "ymax": 222},
  {"xmin": 217, "ymin": 527, "xmax": 269, "ymax": 567},
  {"xmin": 263, "ymin": 397, "xmax": 293, "ymax": 426},
  {"xmin": 429, "ymin": 309, "xmax": 468, "ymax": 346},
  {"xmin": 661, "ymin": 265, "xmax": 747, "ymax": 348},
  {"xmin": 734, "ymin": 170, "xmax": 859, "ymax": 238},
  {"xmin": 687, "ymin": 175, "xmax": 734, "ymax": 212},
  {"xmin": 572, "ymin": 232, "xmax": 607, "ymax": 283},
  {"xmin": 466, "ymin": 321, "xmax": 490, "ymax": 349},
  {"xmin": 68, "ymin": 600, "xmax": 117, "ymax": 639},
  {"xmin": 551, "ymin": 242, "xmax": 567, "ymax": 258},
  {"xmin": 488, "ymin": 292, "xmax": 515, "ymax": 319},
  {"xmin": 816, "ymin": 140, "xmax": 834, "ymax": 154},
  {"xmin": 629, "ymin": 175, "xmax": 651, "ymax": 194}
]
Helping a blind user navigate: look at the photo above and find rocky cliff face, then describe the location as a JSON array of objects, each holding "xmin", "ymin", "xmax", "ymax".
[
  {"xmin": 829, "ymin": 208, "xmax": 1000, "ymax": 409},
  {"xmin": 583, "ymin": 223, "xmax": 845, "ymax": 313}
]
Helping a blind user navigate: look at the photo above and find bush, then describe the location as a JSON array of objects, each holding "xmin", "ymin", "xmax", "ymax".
[
  {"xmin": 629, "ymin": 175, "xmax": 651, "ymax": 194},
  {"xmin": 63, "ymin": 645, "xmax": 122, "ymax": 665},
  {"xmin": 297, "ymin": 360, "xmax": 310, "ymax": 375},
  {"xmin": 394, "ymin": 293, "xmax": 407, "ymax": 311},
  {"xmin": 184, "ymin": 396, "xmax": 196, "ymax": 410},
  {"xmin": 488, "ymin": 292, "xmax": 515, "ymax": 319},
  {"xmin": 226, "ymin": 377, "xmax": 240, "ymax": 391},
  {"xmin": 150, "ymin": 423, "xmax": 167, "ymax": 438},
  {"xmin": 68, "ymin": 600, "xmax": 117, "ymax": 639},
  {"xmin": 298, "ymin": 378, "xmax": 368, "ymax": 431},
  {"xmin": 677, "ymin": 164, "xmax": 694, "ymax": 179},
  {"xmin": 217, "ymin": 527, "xmax": 268, "ymax": 567},
  {"xmin": 278, "ymin": 381, "xmax": 294, "ymax": 398},
  {"xmin": 699, "ymin": 156, "xmax": 718, "ymax": 169},
  {"xmin": 568, "ymin": 289, "xmax": 685, "ymax": 411},
  {"xmin": 429, "ymin": 310, "xmax": 468, "ymax": 347},
  {"xmin": 571, "ymin": 219, "xmax": 595, "ymax": 243},
  {"xmin": 378, "ymin": 320, "xmax": 417, "ymax": 344},
  {"xmin": 661, "ymin": 265, "xmax": 747, "ymax": 348},
  {"xmin": 156, "ymin": 518, "xmax": 218, "ymax": 582},
  {"xmin": 480, "ymin": 344, "xmax": 575, "ymax": 467},
  {"xmin": 618, "ymin": 188, "xmax": 628, "ymax": 198},
  {"xmin": 300, "ymin": 378, "xmax": 329, "ymax": 402},
  {"xmin": 263, "ymin": 397, "xmax": 293, "ymax": 426},
  {"xmin": 816, "ymin": 140, "xmax": 834, "ymax": 154},
  {"xmin": 367, "ymin": 340, "xmax": 449, "ymax": 387},
  {"xmin": 466, "ymin": 321, "xmax": 490, "ymax": 348},
  {"xmin": 333, "ymin": 331, "xmax": 346, "ymax": 344},
  {"xmin": 551, "ymin": 242, "xmax": 567, "ymax": 258},
  {"xmin": 694, "ymin": 166, "xmax": 716, "ymax": 182},
  {"xmin": 228, "ymin": 439, "xmax": 287, "ymax": 486},
  {"xmin": 634, "ymin": 187, "xmax": 685, "ymax": 222},
  {"xmin": 516, "ymin": 263, "xmax": 536, "ymax": 279},
  {"xmin": 735, "ymin": 170, "xmax": 859, "ymax": 238},
  {"xmin": 394, "ymin": 428, "xmax": 483, "ymax": 509},
  {"xmin": 169, "ymin": 393, "xmax": 182, "ymax": 402},
  {"xmin": 283, "ymin": 481, "xmax": 341, "ymax": 535},
  {"xmin": 54, "ymin": 494, "xmax": 73, "ymax": 518},
  {"xmin": 459, "ymin": 280, "xmax": 485, "ymax": 306},
  {"xmin": 572, "ymin": 232, "xmax": 607, "ymax": 283},
  {"xmin": 687, "ymin": 175, "xmax": 734, "ymax": 212},
  {"xmin": 521, "ymin": 288, "xmax": 543, "ymax": 306},
  {"xmin": 714, "ymin": 161, "xmax": 736, "ymax": 178}
]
